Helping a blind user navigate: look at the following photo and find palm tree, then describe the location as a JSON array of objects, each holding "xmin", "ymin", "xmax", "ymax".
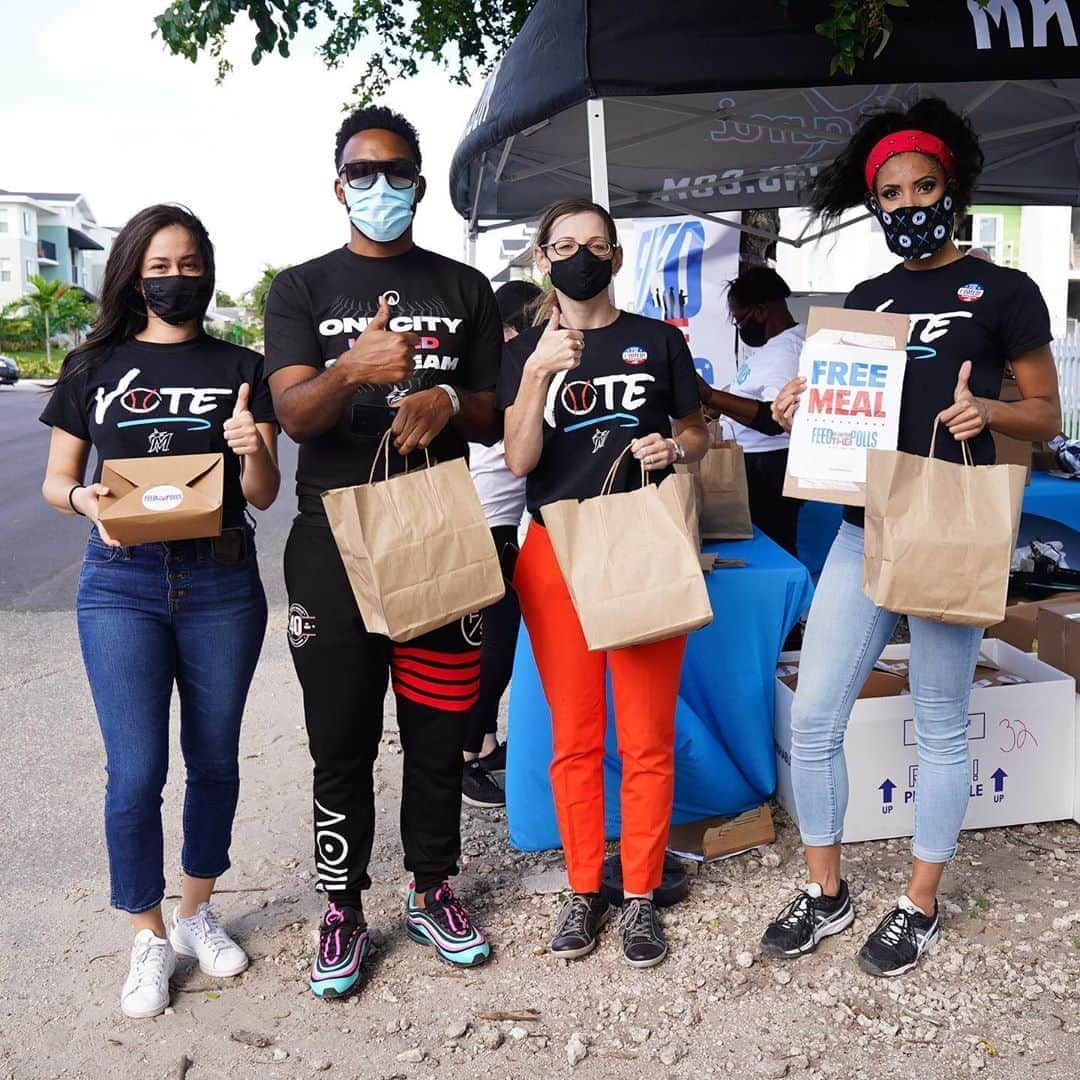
[{"xmin": 23, "ymin": 275, "xmax": 70, "ymax": 366}]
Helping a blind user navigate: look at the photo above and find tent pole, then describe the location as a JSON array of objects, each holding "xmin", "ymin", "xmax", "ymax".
[{"xmin": 587, "ymin": 98, "xmax": 610, "ymax": 210}]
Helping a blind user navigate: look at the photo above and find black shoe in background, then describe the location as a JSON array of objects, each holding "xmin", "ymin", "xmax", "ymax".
[
  {"xmin": 462, "ymin": 761, "xmax": 505, "ymax": 808},
  {"xmin": 619, "ymin": 897, "xmax": 667, "ymax": 968},
  {"xmin": 760, "ymin": 881, "xmax": 854, "ymax": 958},
  {"xmin": 856, "ymin": 896, "xmax": 940, "ymax": 977},
  {"xmin": 551, "ymin": 893, "xmax": 611, "ymax": 959},
  {"xmin": 477, "ymin": 740, "xmax": 507, "ymax": 775}
]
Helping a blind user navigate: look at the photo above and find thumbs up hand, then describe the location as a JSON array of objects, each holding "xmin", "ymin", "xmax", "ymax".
[
  {"xmin": 937, "ymin": 360, "xmax": 990, "ymax": 442},
  {"xmin": 224, "ymin": 381, "xmax": 262, "ymax": 456},
  {"xmin": 524, "ymin": 305, "xmax": 584, "ymax": 379},
  {"xmin": 338, "ymin": 293, "xmax": 418, "ymax": 387}
]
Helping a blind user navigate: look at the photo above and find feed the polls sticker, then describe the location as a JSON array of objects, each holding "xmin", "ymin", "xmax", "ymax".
[
  {"xmin": 957, "ymin": 283, "xmax": 984, "ymax": 303},
  {"xmin": 622, "ymin": 346, "xmax": 648, "ymax": 365},
  {"xmin": 142, "ymin": 484, "xmax": 184, "ymax": 512}
]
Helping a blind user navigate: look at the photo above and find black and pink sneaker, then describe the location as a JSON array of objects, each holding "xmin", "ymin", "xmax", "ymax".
[
  {"xmin": 309, "ymin": 902, "xmax": 369, "ymax": 999},
  {"xmin": 406, "ymin": 881, "xmax": 490, "ymax": 967}
]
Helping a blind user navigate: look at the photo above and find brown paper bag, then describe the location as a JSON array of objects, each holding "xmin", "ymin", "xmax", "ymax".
[
  {"xmin": 321, "ymin": 437, "xmax": 505, "ymax": 642},
  {"xmin": 542, "ymin": 449, "xmax": 713, "ymax": 651},
  {"xmin": 863, "ymin": 421, "xmax": 1026, "ymax": 627},
  {"xmin": 696, "ymin": 421, "xmax": 753, "ymax": 540}
]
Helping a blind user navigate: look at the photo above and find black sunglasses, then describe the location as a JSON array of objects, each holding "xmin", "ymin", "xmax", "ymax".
[{"xmin": 338, "ymin": 158, "xmax": 420, "ymax": 191}]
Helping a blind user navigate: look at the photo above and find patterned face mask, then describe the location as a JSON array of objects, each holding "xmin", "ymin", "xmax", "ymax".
[{"xmin": 864, "ymin": 191, "xmax": 955, "ymax": 260}]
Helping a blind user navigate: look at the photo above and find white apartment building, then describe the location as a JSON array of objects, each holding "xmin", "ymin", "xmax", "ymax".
[{"xmin": 0, "ymin": 190, "xmax": 116, "ymax": 307}]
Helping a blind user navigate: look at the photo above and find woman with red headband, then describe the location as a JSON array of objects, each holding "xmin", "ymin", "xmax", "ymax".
[{"xmin": 763, "ymin": 99, "xmax": 1061, "ymax": 977}]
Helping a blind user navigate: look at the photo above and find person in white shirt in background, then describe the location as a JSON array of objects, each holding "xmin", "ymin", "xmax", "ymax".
[
  {"xmin": 696, "ymin": 266, "xmax": 805, "ymax": 559},
  {"xmin": 462, "ymin": 280, "xmax": 541, "ymax": 808}
]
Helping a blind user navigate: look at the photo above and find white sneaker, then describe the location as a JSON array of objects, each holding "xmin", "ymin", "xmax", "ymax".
[
  {"xmin": 121, "ymin": 929, "xmax": 176, "ymax": 1019},
  {"xmin": 169, "ymin": 902, "xmax": 249, "ymax": 977}
]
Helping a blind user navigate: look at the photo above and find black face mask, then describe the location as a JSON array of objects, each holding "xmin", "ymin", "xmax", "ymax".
[
  {"xmin": 864, "ymin": 191, "xmax": 955, "ymax": 261},
  {"xmin": 548, "ymin": 247, "xmax": 614, "ymax": 301},
  {"xmin": 142, "ymin": 274, "xmax": 212, "ymax": 326},
  {"xmin": 737, "ymin": 314, "xmax": 768, "ymax": 349}
]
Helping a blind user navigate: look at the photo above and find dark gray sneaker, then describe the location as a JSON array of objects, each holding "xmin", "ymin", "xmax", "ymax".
[
  {"xmin": 760, "ymin": 881, "xmax": 854, "ymax": 958},
  {"xmin": 461, "ymin": 761, "xmax": 505, "ymax": 808},
  {"xmin": 551, "ymin": 893, "xmax": 611, "ymax": 959},
  {"xmin": 619, "ymin": 898, "xmax": 667, "ymax": 968},
  {"xmin": 857, "ymin": 896, "xmax": 940, "ymax": 977}
]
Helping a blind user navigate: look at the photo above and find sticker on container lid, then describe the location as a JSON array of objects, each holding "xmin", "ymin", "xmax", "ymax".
[
  {"xmin": 142, "ymin": 484, "xmax": 184, "ymax": 512},
  {"xmin": 957, "ymin": 282, "xmax": 984, "ymax": 303}
]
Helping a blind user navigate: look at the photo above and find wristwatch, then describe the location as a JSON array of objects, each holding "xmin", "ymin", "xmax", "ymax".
[
  {"xmin": 436, "ymin": 383, "xmax": 461, "ymax": 416},
  {"xmin": 668, "ymin": 437, "xmax": 686, "ymax": 462}
]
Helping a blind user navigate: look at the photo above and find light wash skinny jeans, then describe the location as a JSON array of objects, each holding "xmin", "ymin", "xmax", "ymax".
[{"xmin": 790, "ymin": 521, "xmax": 983, "ymax": 863}]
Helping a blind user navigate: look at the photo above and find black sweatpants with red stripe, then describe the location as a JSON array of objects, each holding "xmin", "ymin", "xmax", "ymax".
[{"xmin": 284, "ymin": 522, "xmax": 481, "ymax": 904}]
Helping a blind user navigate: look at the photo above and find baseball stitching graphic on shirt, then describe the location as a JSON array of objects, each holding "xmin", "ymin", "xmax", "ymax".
[
  {"xmin": 544, "ymin": 368, "xmax": 656, "ymax": 433},
  {"xmin": 93, "ymin": 367, "xmax": 233, "ymax": 432}
]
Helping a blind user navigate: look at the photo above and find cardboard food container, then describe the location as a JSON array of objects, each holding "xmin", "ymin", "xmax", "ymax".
[
  {"xmin": 667, "ymin": 805, "xmax": 775, "ymax": 863},
  {"xmin": 98, "ymin": 453, "xmax": 224, "ymax": 545},
  {"xmin": 1037, "ymin": 601, "xmax": 1080, "ymax": 684},
  {"xmin": 783, "ymin": 306, "xmax": 909, "ymax": 507},
  {"xmin": 985, "ymin": 593, "xmax": 1080, "ymax": 653},
  {"xmin": 773, "ymin": 639, "xmax": 1076, "ymax": 844}
]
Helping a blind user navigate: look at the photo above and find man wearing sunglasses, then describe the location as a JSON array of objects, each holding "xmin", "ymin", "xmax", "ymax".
[{"xmin": 263, "ymin": 105, "xmax": 502, "ymax": 999}]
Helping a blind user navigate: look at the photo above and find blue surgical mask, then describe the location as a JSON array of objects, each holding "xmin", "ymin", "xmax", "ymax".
[{"xmin": 343, "ymin": 174, "xmax": 416, "ymax": 243}]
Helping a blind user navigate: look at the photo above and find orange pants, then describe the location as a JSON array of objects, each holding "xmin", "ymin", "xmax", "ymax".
[{"xmin": 513, "ymin": 521, "xmax": 686, "ymax": 896}]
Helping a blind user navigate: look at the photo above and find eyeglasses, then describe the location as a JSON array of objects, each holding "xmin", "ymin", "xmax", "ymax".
[
  {"xmin": 338, "ymin": 158, "xmax": 420, "ymax": 191},
  {"xmin": 541, "ymin": 238, "xmax": 617, "ymax": 260}
]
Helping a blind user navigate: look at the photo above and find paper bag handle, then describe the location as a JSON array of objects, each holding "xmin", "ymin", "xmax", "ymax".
[
  {"xmin": 368, "ymin": 429, "xmax": 433, "ymax": 485},
  {"xmin": 928, "ymin": 417, "xmax": 974, "ymax": 468},
  {"xmin": 600, "ymin": 444, "xmax": 647, "ymax": 496}
]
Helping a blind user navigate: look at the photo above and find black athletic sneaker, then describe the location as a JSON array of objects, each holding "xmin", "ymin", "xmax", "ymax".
[
  {"xmin": 856, "ymin": 896, "xmax": 940, "ymax": 977},
  {"xmin": 619, "ymin": 898, "xmax": 667, "ymax": 968},
  {"xmin": 760, "ymin": 881, "xmax": 855, "ymax": 958},
  {"xmin": 462, "ymin": 761, "xmax": 505, "ymax": 808},
  {"xmin": 551, "ymin": 893, "xmax": 611, "ymax": 959},
  {"xmin": 477, "ymin": 741, "xmax": 507, "ymax": 775}
]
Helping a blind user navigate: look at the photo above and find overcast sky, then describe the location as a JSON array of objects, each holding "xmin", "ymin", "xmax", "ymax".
[{"xmin": 0, "ymin": 0, "xmax": 503, "ymax": 295}]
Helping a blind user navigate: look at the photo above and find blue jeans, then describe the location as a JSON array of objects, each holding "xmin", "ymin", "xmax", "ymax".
[
  {"xmin": 76, "ymin": 527, "xmax": 267, "ymax": 913},
  {"xmin": 790, "ymin": 521, "xmax": 983, "ymax": 863}
]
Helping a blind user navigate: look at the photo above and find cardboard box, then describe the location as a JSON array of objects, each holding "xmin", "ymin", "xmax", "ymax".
[
  {"xmin": 984, "ymin": 594, "xmax": 1080, "ymax": 652},
  {"xmin": 783, "ymin": 306, "xmax": 909, "ymax": 508},
  {"xmin": 667, "ymin": 805, "xmax": 775, "ymax": 862},
  {"xmin": 992, "ymin": 376, "xmax": 1032, "ymax": 484},
  {"xmin": 773, "ymin": 639, "xmax": 1076, "ymax": 843},
  {"xmin": 1037, "ymin": 602, "xmax": 1080, "ymax": 684},
  {"xmin": 99, "ymin": 454, "xmax": 224, "ymax": 545}
]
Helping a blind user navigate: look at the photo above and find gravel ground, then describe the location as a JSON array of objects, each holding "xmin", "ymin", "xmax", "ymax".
[{"xmin": 1, "ymin": 606, "xmax": 1078, "ymax": 1080}]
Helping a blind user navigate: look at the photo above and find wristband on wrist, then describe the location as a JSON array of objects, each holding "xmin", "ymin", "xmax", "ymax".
[
  {"xmin": 668, "ymin": 437, "xmax": 686, "ymax": 462},
  {"xmin": 68, "ymin": 483, "xmax": 86, "ymax": 515},
  {"xmin": 437, "ymin": 383, "xmax": 461, "ymax": 416}
]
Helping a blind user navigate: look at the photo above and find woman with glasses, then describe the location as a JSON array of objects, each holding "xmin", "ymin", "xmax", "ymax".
[
  {"xmin": 39, "ymin": 204, "xmax": 278, "ymax": 1018},
  {"xmin": 499, "ymin": 197, "xmax": 708, "ymax": 968}
]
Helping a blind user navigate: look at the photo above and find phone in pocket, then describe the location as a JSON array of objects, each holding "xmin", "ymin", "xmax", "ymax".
[{"xmin": 350, "ymin": 403, "xmax": 396, "ymax": 439}]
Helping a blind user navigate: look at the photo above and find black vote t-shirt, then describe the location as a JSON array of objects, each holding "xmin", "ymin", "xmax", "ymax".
[
  {"xmin": 39, "ymin": 335, "xmax": 275, "ymax": 529},
  {"xmin": 263, "ymin": 245, "xmax": 502, "ymax": 522},
  {"xmin": 497, "ymin": 311, "xmax": 701, "ymax": 516},
  {"xmin": 843, "ymin": 255, "xmax": 1051, "ymax": 526}
]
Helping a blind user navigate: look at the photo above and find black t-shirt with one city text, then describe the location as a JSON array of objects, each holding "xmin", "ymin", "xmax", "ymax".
[
  {"xmin": 843, "ymin": 255, "xmax": 1051, "ymax": 526},
  {"xmin": 39, "ymin": 335, "xmax": 275, "ymax": 529},
  {"xmin": 263, "ymin": 244, "xmax": 502, "ymax": 522},
  {"xmin": 497, "ymin": 311, "xmax": 702, "ymax": 516}
]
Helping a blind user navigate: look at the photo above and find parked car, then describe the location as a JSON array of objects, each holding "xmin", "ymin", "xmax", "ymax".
[{"xmin": 0, "ymin": 355, "xmax": 19, "ymax": 386}]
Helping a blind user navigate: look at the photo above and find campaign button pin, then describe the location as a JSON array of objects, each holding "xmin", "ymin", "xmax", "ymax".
[
  {"xmin": 957, "ymin": 282, "xmax": 984, "ymax": 303},
  {"xmin": 622, "ymin": 346, "xmax": 648, "ymax": 366}
]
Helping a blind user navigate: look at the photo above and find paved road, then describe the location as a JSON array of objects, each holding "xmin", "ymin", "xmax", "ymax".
[{"xmin": 0, "ymin": 383, "xmax": 297, "ymax": 611}]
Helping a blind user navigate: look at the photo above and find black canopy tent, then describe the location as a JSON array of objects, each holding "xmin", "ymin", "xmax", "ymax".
[{"xmin": 450, "ymin": 0, "xmax": 1080, "ymax": 250}]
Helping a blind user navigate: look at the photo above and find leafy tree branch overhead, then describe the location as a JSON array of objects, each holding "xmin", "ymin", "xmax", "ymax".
[{"xmin": 154, "ymin": 2, "xmax": 995, "ymax": 106}]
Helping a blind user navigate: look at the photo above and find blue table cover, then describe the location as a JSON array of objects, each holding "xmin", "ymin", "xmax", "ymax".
[
  {"xmin": 505, "ymin": 528, "xmax": 815, "ymax": 852},
  {"xmin": 796, "ymin": 472, "xmax": 1080, "ymax": 577}
]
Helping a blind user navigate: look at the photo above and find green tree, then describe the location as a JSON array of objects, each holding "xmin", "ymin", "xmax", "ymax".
[
  {"xmin": 215, "ymin": 288, "xmax": 239, "ymax": 308},
  {"xmin": 0, "ymin": 299, "xmax": 35, "ymax": 352},
  {"xmin": 22, "ymin": 276, "xmax": 71, "ymax": 366},
  {"xmin": 154, "ymin": 2, "xmax": 994, "ymax": 102},
  {"xmin": 248, "ymin": 265, "xmax": 284, "ymax": 320}
]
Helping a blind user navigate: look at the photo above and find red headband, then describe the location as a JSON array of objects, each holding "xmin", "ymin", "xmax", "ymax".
[{"xmin": 864, "ymin": 129, "xmax": 956, "ymax": 191}]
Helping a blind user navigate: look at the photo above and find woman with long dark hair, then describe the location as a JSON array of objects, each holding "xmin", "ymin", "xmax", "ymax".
[
  {"xmin": 40, "ymin": 205, "xmax": 279, "ymax": 1017},
  {"xmin": 764, "ymin": 99, "xmax": 1061, "ymax": 976},
  {"xmin": 500, "ymin": 197, "xmax": 708, "ymax": 967}
]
